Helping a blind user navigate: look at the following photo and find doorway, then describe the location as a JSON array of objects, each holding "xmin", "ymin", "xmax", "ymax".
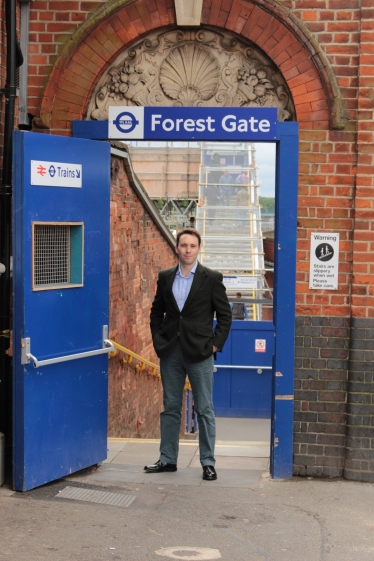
[{"xmin": 73, "ymin": 111, "xmax": 298, "ymax": 479}]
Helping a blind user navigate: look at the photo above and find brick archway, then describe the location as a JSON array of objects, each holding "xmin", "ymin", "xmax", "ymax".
[{"xmin": 39, "ymin": 0, "xmax": 346, "ymax": 134}]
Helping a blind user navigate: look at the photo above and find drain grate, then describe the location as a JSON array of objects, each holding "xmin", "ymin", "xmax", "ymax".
[{"xmin": 56, "ymin": 486, "xmax": 136, "ymax": 508}]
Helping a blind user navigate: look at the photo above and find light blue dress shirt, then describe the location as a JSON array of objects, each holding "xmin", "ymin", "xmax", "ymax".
[{"xmin": 172, "ymin": 261, "xmax": 198, "ymax": 311}]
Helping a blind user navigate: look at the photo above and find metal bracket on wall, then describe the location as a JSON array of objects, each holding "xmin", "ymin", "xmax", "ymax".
[{"xmin": 21, "ymin": 325, "xmax": 114, "ymax": 367}]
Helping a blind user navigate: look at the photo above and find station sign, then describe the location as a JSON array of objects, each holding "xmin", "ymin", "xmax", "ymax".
[
  {"xmin": 31, "ymin": 160, "xmax": 82, "ymax": 188},
  {"xmin": 223, "ymin": 275, "xmax": 257, "ymax": 290},
  {"xmin": 309, "ymin": 232, "xmax": 340, "ymax": 290},
  {"xmin": 108, "ymin": 106, "xmax": 277, "ymax": 141}
]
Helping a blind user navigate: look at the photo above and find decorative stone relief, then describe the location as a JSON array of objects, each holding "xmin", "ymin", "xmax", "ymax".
[{"xmin": 86, "ymin": 28, "xmax": 295, "ymax": 121}]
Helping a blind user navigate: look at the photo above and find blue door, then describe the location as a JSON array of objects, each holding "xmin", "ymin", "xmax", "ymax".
[
  {"xmin": 213, "ymin": 321, "xmax": 274, "ymax": 418},
  {"xmin": 12, "ymin": 132, "xmax": 111, "ymax": 491}
]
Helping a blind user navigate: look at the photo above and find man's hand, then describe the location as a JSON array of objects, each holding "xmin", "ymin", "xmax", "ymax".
[{"xmin": 213, "ymin": 345, "xmax": 217, "ymax": 353}]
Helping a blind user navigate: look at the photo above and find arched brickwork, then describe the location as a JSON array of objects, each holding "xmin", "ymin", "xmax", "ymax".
[{"xmin": 38, "ymin": 0, "xmax": 345, "ymax": 134}]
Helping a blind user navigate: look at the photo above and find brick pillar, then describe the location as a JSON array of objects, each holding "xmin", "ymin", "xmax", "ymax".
[
  {"xmin": 344, "ymin": 2, "xmax": 374, "ymax": 482},
  {"xmin": 293, "ymin": 317, "xmax": 349, "ymax": 477},
  {"xmin": 344, "ymin": 318, "xmax": 374, "ymax": 482}
]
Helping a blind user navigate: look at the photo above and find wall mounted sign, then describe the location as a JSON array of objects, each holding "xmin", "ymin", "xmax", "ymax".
[
  {"xmin": 31, "ymin": 160, "xmax": 82, "ymax": 188},
  {"xmin": 309, "ymin": 232, "xmax": 340, "ymax": 290},
  {"xmin": 223, "ymin": 276, "xmax": 257, "ymax": 290},
  {"xmin": 108, "ymin": 106, "xmax": 277, "ymax": 141},
  {"xmin": 255, "ymin": 339, "xmax": 266, "ymax": 353}
]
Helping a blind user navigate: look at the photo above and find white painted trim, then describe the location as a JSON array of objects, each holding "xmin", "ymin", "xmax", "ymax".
[{"xmin": 174, "ymin": 0, "xmax": 203, "ymax": 26}]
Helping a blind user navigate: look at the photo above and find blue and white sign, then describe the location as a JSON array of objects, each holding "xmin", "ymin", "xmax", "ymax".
[
  {"xmin": 108, "ymin": 106, "xmax": 144, "ymax": 139},
  {"xmin": 223, "ymin": 275, "xmax": 257, "ymax": 290},
  {"xmin": 108, "ymin": 106, "xmax": 277, "ymax": 141},
  {"xmin": 31, "ymin": 160, "xmax": 82, "ymax": 188}
]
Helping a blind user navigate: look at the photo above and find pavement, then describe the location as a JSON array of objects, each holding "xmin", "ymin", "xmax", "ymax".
[{"xmin": 1, "ymin": 418, "xmax": 374, "ymax": 561}]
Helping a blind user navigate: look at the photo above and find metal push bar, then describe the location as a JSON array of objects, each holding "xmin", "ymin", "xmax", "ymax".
[{"xmin": 21, "ymin": 325, "xmax": 114, "ymax": 368}]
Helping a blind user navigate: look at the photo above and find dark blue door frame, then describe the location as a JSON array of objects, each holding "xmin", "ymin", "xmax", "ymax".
[
  {"xmin": 73, "ymin": 118, "xmax": 299, "ymax": 479},
  {"xmin": 271, "ymin": 123, "xmax": 298, "ymax": 479}
]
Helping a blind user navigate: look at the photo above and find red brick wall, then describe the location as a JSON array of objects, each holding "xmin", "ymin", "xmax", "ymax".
[
  {"xmin": 27, "ymin": 0, "xmax": 109, "ymax": 124},
  {"xmin": 352, "ymin": 2, "xmax": 374, "ymax": 318},
  {"xmin": 16, "ymin": 0, "xmax": 374, "ymax": 477},
  {"xmin": 108, "ymin": 153, "xmax": 177, "ymax": 437},
  {"xmin": 26, "ymin": 0, "xmax": 372, "ymax": 319},
  {"xmin": 28, "ymin": 0, "xmax": 175, "ymax": 130}
]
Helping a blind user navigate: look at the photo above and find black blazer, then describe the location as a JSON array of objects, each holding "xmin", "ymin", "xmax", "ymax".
[{"xmin": 150, "ymin": 262, "xmax": 232, "ymax": 362}]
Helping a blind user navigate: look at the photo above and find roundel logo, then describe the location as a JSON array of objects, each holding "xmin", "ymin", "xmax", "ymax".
[{"xmin": 113, "ymin": 111, "xmax": 139, "ymax": 134}]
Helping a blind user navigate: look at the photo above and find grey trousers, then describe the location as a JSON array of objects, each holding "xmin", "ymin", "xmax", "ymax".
[{"xmin": 159, "ymin": 340, "xmax": 215, "ymax": 467}]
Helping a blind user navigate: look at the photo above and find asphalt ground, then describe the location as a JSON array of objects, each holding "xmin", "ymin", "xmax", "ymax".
[{"xmin": 1, "ymin": 418, "xmax": 373, "ymax": 561}]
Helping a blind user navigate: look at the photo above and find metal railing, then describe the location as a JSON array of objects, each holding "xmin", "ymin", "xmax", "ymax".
[{"xmin": 109, "ymin": 339, "xmax": 161, "ymax": 379}]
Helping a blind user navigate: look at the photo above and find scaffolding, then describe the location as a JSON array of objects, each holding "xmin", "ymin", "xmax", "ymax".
[{"xmin": 196, "ymin": 142, "xmax": 273, "ymax": 320}]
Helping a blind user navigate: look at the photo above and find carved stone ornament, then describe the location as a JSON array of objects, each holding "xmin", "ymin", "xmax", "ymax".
[{"xmin": 86, "ymin": 28, "xmax": 295, "ymax": 121}]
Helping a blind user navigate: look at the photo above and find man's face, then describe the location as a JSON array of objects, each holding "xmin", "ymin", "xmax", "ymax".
[{"xmin": 176, "ymin": 234, "xmax": 200, "ymax": 266}]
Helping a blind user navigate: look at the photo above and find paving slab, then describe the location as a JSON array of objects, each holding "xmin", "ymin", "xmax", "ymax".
[
  {"xmin": 189, "ymin": 456, "xmax": 269, "ymax": 470},
  {"xmin": 78, "ymin": 465, "xmax": 263, "ymax": 488},
  {"xmin": 216, "ymin": 416, "xmax": 271, "ymax": 441},
  {"xmin": 215, "ymin": 444, "xmax": 269, "ymax": 458}
]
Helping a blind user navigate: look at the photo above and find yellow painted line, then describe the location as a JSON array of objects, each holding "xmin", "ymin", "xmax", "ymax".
[
  {"xmin": 108, "ymin": 438, "xmax": 198, "ymax": 445},
  {"xmin": 108, "ymin": 437, "xmax": 268, "ymax": 449}
]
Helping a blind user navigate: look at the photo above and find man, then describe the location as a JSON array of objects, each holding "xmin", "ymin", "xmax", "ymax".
[
  {"xmin": 230, "ymin": 292, "xmax": 249, "ymax": 320},
  {"xmin": 145, "ymin": 228, "xmax": 232, "ymax": 481},
  {"xmin": 219, "ymin": 170, "xmax": 234, "ymax": 205},
  {"xmin": 236, "ymin": 186, "xmax": 250, "ymax": 228}
]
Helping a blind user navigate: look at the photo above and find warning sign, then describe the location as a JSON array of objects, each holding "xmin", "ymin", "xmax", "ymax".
[
  {"xmin": 309, "ymin": 232, "xmax": 339, "ymax": 290},
  {"xmin": 255, "ymin": 339, "xmax": 266, "ymax": 353}
]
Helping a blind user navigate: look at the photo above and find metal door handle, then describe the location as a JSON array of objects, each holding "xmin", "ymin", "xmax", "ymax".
[
  {"xmin": 214, "ymin": 365, "xmax": 272, "ymax": 370},
  {"xmin": 214, "ymin": 365, "xmax": 272, "ymax": 374},
  {"xmin": 21, "ymin": 325, "xmax": 114, "ymax": 368}
]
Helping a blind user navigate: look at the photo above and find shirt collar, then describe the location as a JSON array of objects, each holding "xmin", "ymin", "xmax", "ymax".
[{"xmin": 177, "ymin": 260, "xmax": 198, "ymax": 278}]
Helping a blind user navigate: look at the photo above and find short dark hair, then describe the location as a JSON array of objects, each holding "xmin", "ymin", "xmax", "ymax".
[
  {"xmin": 176, "ymin": 228, "xmax": 201, "ymax": 246},
  {"xmin": 236, "ymin": 292, "xmax": 242, "ymax": 297}
]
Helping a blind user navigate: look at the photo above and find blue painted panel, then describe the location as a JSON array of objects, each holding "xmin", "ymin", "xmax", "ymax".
[
  {"xmin": 270, "ymin": 122, "xmax": 298, "ymax": 478},
  {"xmin": 213, "ymin": 321, "xmax": 274, "ymax": 418},
  {"xmin": 270, "ymin": 400, "xmax": 294, "ymax": 479},
  {"xmin": 13, "ymin": 132, "xmax": 111, "ymax": 491}
]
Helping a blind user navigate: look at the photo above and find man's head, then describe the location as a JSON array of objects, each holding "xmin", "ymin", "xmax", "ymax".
[
  {"xmin": 236, "ymin": 292, "xmax": 242, "ymax": 299},
  {"xmin": 175, "ymin": 228, "xmax": 201, "ymax": 267},
  {"xmin": 224, "ymin": 170, "xmax": 229, "ymax": 175},
  {"xmin": 176, "ymin": 228, "xmax": 201, "ymax": 247}
]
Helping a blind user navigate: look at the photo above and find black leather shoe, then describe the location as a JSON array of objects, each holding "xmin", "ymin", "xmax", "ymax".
[
  {"xmin": 144, "ymin": 460, "xmax": 177, "ymax": 473},
  {"xmin": 202, "ymin": 465, "xmax": 217, "ymax": 481}
]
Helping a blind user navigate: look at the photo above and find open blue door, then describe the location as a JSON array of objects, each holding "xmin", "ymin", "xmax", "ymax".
[{"xmin": 12, "ymin": 131, "xmax": 111, "ymax": 491}]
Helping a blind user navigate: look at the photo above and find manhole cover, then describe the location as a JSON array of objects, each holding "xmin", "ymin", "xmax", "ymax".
[{"xmin": 155, "ymin": 547, "xmax": 221, "ymax": 560}]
